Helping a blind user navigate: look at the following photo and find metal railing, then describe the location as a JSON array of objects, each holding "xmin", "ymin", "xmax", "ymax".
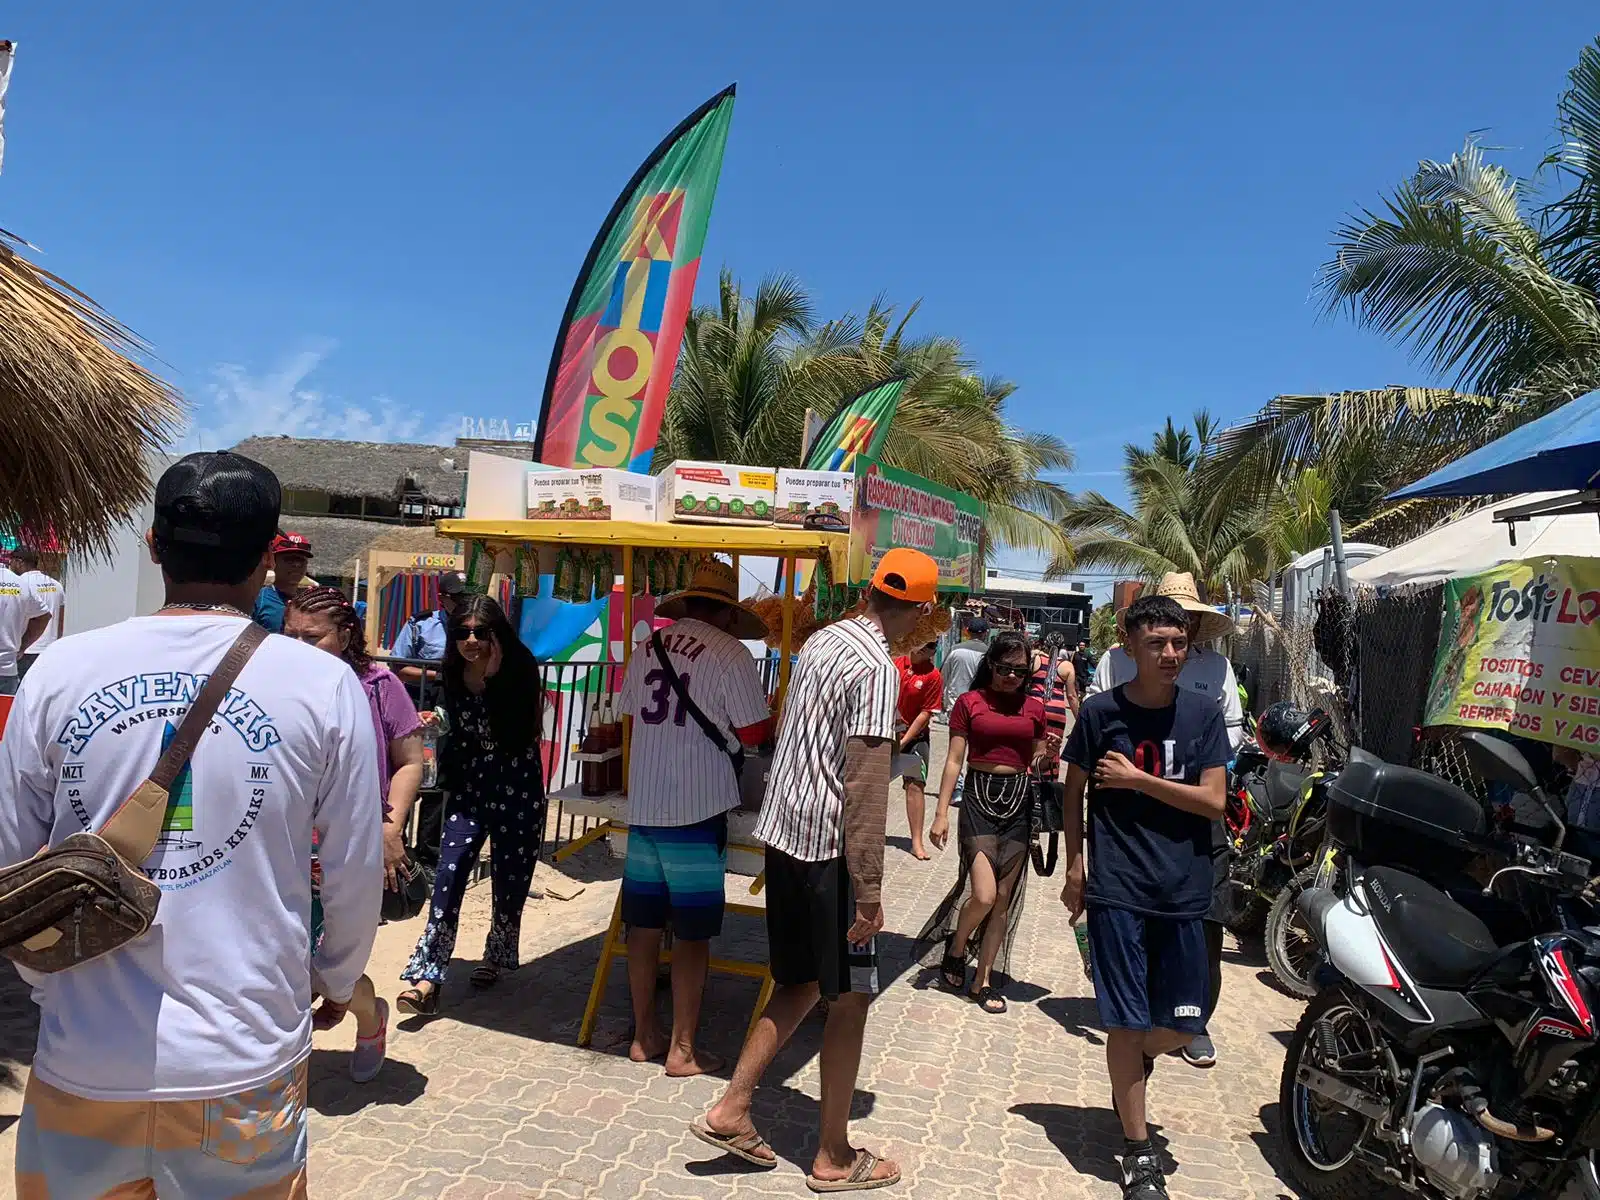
[{"xmin": 372, "ymin": 651, "xmax": 790, "ymax": 866}]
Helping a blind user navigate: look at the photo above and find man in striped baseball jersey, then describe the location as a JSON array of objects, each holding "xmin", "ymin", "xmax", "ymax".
[
  {"xmin": 618, "ymin": 559, "xmax": 772, "ymax": 1077},
  {"xmin": 691, "ymin": 548, "xmax": 938, "ymax": 1193}
]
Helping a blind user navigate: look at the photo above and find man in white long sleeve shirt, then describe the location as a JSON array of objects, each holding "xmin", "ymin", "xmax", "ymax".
[
  {"xmin": 0, "ymin": 452, "xmax": 383, "ymax": 1200},
  {"xmin": 1086, "ymin": 572, "xmax": 1242, "ymax": 1072}
]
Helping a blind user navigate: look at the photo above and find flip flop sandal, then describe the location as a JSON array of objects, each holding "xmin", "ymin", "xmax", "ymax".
[
  {"xmin": 806, "ymin": 1149, "xmax": 902, "ymax": 1192},
  {"xmin": 470, "ymin": 965, "xmax": 500, "ymax": 990},
  {"xmin": 970, "ymin": 985, "xmax": 1007, "ymax": 1014},
  {"xmin": 396, "ymin": 986, "xmax": 439, "ymax": 1016},
  {"xmin": 688, "ymin": 1117, "xmax": 778, "ymax": 1169},
  {"xmin": 938, "ymin": 953, "xmax": 966, "ymax": 992}
]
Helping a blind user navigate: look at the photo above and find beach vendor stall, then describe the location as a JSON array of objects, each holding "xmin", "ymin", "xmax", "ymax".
[{"xmin": 435, "ymin": 455, "xmax": 986, "ymax": 1047}]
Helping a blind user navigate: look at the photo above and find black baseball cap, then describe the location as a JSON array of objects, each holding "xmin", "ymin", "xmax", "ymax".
[
  {"xmin": 966, "ymin": 617, "xmax": 990, "ymax": 636},
  {"xmin": 438, "ymin": 572, "xmax": 467, "ymax": 596},
  {"xmin": 152, "ymin": 451, "xmax": 280, "ymax": 551}
]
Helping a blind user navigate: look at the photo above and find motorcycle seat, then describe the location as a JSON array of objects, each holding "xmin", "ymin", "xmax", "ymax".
[{"xmin": 1363, "ymin": 866, "xmax": 1500, "ymax": 989}]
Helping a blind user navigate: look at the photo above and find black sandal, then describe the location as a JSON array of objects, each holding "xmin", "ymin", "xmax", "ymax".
[
  {"xmin": 970, "ymin": 984, "xmax": 1007, "ymax": 1014},
  {"xmin": 396, "ymin": 986, "xmax": 439, "ymax": 1015},
  {"xmin": 938, "ymin": 952, "xmax": 966, "ymax": 992},
  {"xmin": 470, "ymin": 965, "xmax": 500, "ymax": 990}
]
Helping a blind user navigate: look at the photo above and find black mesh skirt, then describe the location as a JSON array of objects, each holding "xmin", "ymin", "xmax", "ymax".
[{"xmin": 912, "ymin": 770, "xmax": 1033, "ymax": 983}]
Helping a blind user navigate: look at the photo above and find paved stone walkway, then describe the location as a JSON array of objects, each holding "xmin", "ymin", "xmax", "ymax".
[{"xmin": 0, "ymin": 730, "xmax": 1313, "ymax": 1198}]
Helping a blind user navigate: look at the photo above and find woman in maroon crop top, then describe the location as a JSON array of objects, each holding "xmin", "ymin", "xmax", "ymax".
[{"xmin": 913, "ymin": 630, "xmax": 1052, "ymax": 1013}]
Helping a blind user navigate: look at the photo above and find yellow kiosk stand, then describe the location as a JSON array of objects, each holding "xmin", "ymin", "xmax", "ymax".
[{"xmin": 435, "ymin": 518, "xmax": 849, "ymax": 1047}]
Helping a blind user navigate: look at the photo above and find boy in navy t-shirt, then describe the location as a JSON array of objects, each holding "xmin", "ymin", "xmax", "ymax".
[{"xmin": 1060, "ymin": 594, "xmax": 1230, "ymax": 1200}]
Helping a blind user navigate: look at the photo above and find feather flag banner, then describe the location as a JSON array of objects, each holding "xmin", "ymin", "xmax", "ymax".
[
  {"xmin": 804, "ymin": 377, "xmax": 904, "ymax": 472},
  {"xmin": 533, "ymin": 85, "xmax": 736, "ymax": 472}
]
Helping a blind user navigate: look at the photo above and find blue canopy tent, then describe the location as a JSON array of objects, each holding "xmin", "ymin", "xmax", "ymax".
[
  {"xmin": 1389, "ymin": 390, "xmax": 1600, "ymax": 499},
  {"xmin": 1387, "ymin": 391, "xmax": 1600, "ymax": 539}
]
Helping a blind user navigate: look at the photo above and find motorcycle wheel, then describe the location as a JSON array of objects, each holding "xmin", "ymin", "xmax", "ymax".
[
  {"xmin": 1277, "ymin": 987, "xmax": 1389, "ymax": 1199},
  {"xmin": 1217, "ymin": 882, "xmax": 1270, "ymax": 937},
  {"xmin": 1266, "ymin": 866, "xmax": 1322, "ymax": 1000}
]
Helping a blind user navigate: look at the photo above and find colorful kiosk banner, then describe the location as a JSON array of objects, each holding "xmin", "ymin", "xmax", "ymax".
[
  {"xmin": 847, "ymin": 459, "xmax": 985, "ymax": 593},
  {"xmin": 533, "ymin": 85, "xmax": 736, "ymax": 474},
  {"xmin": 805, "ymin": 377, "xmax": 904, "ymax": 473},
  {"xmin": 1424, "ymin": 556, "xmax": 1600, "ymax": 748}
]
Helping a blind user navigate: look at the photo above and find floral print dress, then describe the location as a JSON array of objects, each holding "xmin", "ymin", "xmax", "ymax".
[{"xmin": 401, "ymin": 689, "xmax": 546, "ymax": 985}]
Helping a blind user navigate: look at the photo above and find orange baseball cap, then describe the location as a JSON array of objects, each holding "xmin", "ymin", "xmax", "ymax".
[{"xmin": 871, "ymin": 548, "xmax": 938, "ymax": 602}]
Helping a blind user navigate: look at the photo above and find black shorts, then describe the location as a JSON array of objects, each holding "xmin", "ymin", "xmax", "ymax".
[{"xmin": 765, "ymin": 848, "xmax": 880, "ymax": 999}]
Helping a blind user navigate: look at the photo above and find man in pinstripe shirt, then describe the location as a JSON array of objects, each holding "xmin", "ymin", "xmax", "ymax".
[
  {"xmin": 691, "ymin": 548, "xmax": 937, "ymax": 1193},
  {"xmin": 618, "ymin": 560, "xmax": 773, "ymax": 1078}
]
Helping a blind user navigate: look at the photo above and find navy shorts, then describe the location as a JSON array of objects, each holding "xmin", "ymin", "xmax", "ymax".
[{"xmin": 1087, "ymin": 905, "xmax": 1209, "ymax": 1034}]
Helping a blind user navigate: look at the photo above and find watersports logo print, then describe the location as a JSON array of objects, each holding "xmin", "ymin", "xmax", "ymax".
[{"xmin": 56, "ymin": 672, "xmax": 282, "ymax": 892}]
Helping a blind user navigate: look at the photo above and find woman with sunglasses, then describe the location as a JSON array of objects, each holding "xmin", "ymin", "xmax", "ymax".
[
  {"xmin": 915, "ymin": 630, "xmax": 1051, "ymax": 1013},
  {"xmin": 284, "ymin": 587, "xmax": 424, "ymax": 1078},
  {"xmin": 399, "ymin": 594, "xmax": 545, "ymax": 1014}
]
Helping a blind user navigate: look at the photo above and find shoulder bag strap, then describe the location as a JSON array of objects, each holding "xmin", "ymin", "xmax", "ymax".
[
  {"xmin": 100, "ymin": 623, "xmax": 269, "ymax": 865},
  {"xmin": 650, "ymin": 631, "xmax": 744, "ymax": 775}
]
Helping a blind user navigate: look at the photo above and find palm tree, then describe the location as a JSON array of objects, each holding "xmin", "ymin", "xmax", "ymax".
[
  {"xmin": 1208, "ymin": 37, "xmax": 1600, "ymax": 533},
  {"xmin": 1047, "ymin": 411, "xmax": 1272, "ymax": 599},
  {"xmin": 658, "ymin": 270, "xmax": 1075, "ymax": 557}
]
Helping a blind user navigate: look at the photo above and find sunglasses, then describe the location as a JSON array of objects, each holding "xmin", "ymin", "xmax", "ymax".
[
  {"xmin": 992, "ymin": 663, "xmax": 1029, "ymax": 678},
  {"xmin": 452, "ymin": 626, "xmax": 492, "ymax": 643}
]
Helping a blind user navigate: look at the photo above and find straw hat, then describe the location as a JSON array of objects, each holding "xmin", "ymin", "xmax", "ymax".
[
  {"xmin": 656, "ymin": 559, "xmax": 769, "ymax": 641},
  {"xmin": 1117, "ymin": 571, "xmax": 1235, "ymax": 643}
]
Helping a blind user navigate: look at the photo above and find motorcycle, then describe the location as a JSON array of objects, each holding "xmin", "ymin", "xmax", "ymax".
[
  {"xmin": 1218, "ymin": 704, "xmax": 1335, "ymax": 954},
  {"xmin": 1277, "ymin": 730, "xmax": 1600, "ymax": 1200}
]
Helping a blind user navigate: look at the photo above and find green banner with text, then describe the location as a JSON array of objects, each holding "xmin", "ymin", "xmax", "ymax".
[{"xmin": 847, "ymin": 459, "xmax": 985, "ymax": 593}]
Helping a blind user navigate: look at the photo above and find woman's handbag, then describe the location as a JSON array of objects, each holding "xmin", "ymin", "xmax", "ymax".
[
  {"xmin": 381, "ymin": 855, "xmax": 431, "ymax": 922},
  {"xmin": 1030, "ymin": 773, "xmax": 1065, "ymax": 876},
  {"xmin": 0, "ymin": 625, "xmax": 266, "ymax": 973}
]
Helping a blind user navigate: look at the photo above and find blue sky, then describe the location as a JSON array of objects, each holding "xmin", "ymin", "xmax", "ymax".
[{"xmin": 4, "ymin": 4, "xmax": 1597, "ymax": 582}]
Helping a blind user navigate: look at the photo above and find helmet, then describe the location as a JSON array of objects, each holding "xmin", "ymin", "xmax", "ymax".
[{"xmin": 1257, "ymin": 701, "xmax": 1326, "ymax": 762}]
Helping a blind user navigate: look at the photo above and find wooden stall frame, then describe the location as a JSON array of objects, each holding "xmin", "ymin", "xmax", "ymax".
[{"xmin": 362, "ymin": 550, "xmax": 465, "ymax": 652}]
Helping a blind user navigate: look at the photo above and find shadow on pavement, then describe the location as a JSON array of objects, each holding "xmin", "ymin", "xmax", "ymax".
[
  {"xmin": 1010, "ymin": 1102, "xmax": 1173, "ymax": 1182},
  {"xmin": 0, "ymin": 967, "xmax": 36, "ymax": 1092},
  {"xmin": 1222, "ymin": 939, "xmax": 1267, "ymax": 967},
  {"xmin": 307, "ymin": 1053, "xmax": 429, "ymax": 1116},
  {"xmin": 1036, "ymin": 994, "xmax": 1105, "ymax": 1045}
]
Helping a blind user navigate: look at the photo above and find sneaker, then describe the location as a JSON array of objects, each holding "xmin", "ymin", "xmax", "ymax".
[
  {"xmin": 1121, "ymin": 1148, "xmax": 1169, "ymax": 1199},
  {"xmin": 1180, "ymin": 1033, "xmax": 1217, "ymax": 1068},
  {"xmin": 351, "ymin": 997, "xmax": 389, "ymax": 1083}
]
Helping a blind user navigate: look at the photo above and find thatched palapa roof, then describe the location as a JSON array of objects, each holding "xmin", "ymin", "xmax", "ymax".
[
  {"xmin": 0, "ymin": 228, "xmax": 183, "ymax": 555},
  {"xmin": 277, "ymin": 517, "xmax": 460, "ymax": 580},
  {"xmin": 231, "ymin": 436, "xmax": 466, "ymax": 506}
]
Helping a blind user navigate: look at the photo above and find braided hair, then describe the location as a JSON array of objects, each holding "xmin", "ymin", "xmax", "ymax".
[{"xmin": 286, "ymin": 586, "xmax": 371, "ymax": 674}]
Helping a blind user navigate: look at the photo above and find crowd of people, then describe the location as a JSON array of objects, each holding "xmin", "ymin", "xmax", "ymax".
[{"xmin": 0, "ymin": 446, "xmax": 1256, "ymax": 1199}]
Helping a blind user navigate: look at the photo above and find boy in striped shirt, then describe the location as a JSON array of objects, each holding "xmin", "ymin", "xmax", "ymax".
[{"xmin": 691, "ymin": 548, "xmax": 938, "ymax": 1193}]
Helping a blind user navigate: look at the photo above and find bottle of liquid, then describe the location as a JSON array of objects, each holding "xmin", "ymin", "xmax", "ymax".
[
  {"xmin": 602, "ymin": 699, "xmax": 625, "ymax": 792},
  {"xmin": 420, "ymin": 706, "xmax": 449, "ymax": 790},
  {"xmin": 1072, "ymin": 915, "xmax": 1093, "ymax": 980},
  {"xmin": 580, "ymin": 709, "xmax": 606, "ymax": 797}
]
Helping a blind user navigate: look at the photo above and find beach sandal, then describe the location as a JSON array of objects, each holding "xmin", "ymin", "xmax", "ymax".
[
  {"xmin": 970, "ymin": 984, "xmax": 1007, "ymax": 1014},
  {"xmin": 470, "ymin": 965, "xmax": 500, "ymax": 990},
  {"xmin": 806, "ymin": 1149, "xmax": 902, "ymax": 1192},
  {"xmin": 689, "ymin": 1116, "xmax": 778, "ymax": 1169},
  {"xmin": 396, "ymin": 986, "xmax": 438, "ymax": 1016},
  {"xmin": 938, "ymin": 951, "xmax": 966, "ymax": 992}
]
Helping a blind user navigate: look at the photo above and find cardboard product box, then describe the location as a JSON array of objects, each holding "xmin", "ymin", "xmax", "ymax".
[
  {"xmin": 525, "ymin": 468, "xmax": 657, "ymax": 521},
  {"xmin": 775, "ymin": 469, "xmax": 854, "ymax": 527},
  {"xmin": 658, "ymin": 461, "xmax": 777, "ymax": 525}
]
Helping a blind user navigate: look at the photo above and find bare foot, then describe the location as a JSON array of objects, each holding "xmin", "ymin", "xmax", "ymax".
[
  {"xmin": 629, "ymin": 1030, "xmax": 668, "ymax": 1063},
  {"xmin": 664, "ymin": 1048, "xmax": 724, "ymax": 1077},
  {"xmin": 811, "ymin": 1147, "xmax": 900, "ymax": 1187},
  {"xmin": 910, "ymin": 844, "xmax": 931, "ymax": 861}
]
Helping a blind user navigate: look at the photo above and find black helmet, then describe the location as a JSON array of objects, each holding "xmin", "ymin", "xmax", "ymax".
[{"xmin": 1257, "ymin": 701, "xmax": 1329, "ymax": 762}]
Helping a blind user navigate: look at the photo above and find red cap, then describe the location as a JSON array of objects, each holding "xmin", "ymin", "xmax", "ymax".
[
  {"xmin": 271, "ymin": 532, "xmax": 314, "ymax": 558},
  {"xmin": 871, "ymin": 548, "xmax": 938, "ymax": 602}
]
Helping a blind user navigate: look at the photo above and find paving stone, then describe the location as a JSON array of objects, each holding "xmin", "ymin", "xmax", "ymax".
[{"xmin": 0, "ymin": 729, "xmax": 1319, "ymax": 1198}]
